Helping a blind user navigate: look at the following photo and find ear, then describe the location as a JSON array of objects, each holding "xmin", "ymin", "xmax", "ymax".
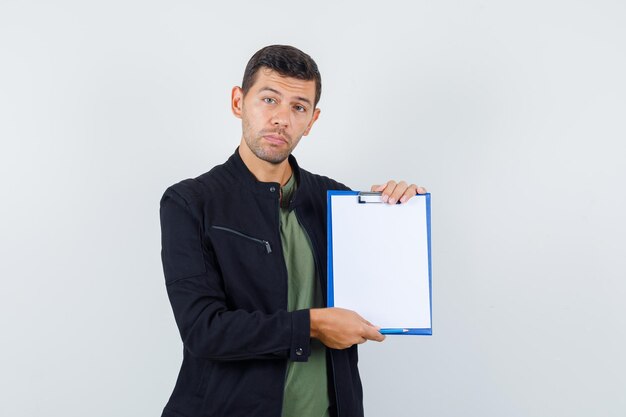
[
  {"xmin": 231, "ymin": 86, "xmax": 244, "ymax": 119},
  {"xmin": 303, "ymin": 108, "xmax": 321, "ymax": 136}
]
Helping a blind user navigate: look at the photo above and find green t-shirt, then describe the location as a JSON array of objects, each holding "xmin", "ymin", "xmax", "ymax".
[{"xmin": 279, "ymin": 174, "xmax": 330, "ymax": 417}]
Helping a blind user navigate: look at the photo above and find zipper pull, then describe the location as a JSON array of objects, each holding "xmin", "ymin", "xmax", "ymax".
[{"xmin": 263, "ymin": 241, "xmax": 272, "ymax": 254}]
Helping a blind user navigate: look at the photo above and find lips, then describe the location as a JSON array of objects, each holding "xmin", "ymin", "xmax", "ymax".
[{"xmin": 263, "ymin": 135, "xmax": 287, "ymax": 145}]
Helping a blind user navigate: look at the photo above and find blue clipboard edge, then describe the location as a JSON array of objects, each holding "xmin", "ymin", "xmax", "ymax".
[{"xmin": 326, "ymin": 190, "xmax": 433, "ymax": 336}]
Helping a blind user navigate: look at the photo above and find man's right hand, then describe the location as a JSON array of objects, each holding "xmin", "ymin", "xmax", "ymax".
[{"xmin": 309, "ymin": 308, "xmax": 386, "ymax": 349}]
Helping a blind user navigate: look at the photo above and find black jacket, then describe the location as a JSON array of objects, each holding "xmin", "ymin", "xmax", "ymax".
[{"xmin": 159, "ymin": 148, "xmax": 363, "ymax": 417}]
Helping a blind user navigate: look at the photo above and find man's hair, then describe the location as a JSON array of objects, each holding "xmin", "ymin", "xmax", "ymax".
[{"xmin": 241, "ymin": 45, "xmax": 322, "ymax": 107}]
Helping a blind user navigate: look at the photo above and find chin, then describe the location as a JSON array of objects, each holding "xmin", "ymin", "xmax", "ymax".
[
  {"xmin": 260, "ymin": 153, "xmax": 289, "ymax": 165},
  {"xmin": 257, "ymin": 147, "xmax": 291, "ymax": 164}
]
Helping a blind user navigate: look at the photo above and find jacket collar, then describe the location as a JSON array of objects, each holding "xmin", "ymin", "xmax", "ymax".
[{"xmin": 226, "ymin": 147, "xmax": 304, "ymax": 203}]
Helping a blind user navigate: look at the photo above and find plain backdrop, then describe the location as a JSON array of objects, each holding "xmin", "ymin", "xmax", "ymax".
[{"xmin": 1, "ymin": 1, "xmax": 625, "ymax": 416}]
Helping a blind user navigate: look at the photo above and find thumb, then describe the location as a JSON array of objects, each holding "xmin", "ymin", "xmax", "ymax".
[{"xmin": 364, "ymin": 325, "xmax": 386, "ymax": 342}]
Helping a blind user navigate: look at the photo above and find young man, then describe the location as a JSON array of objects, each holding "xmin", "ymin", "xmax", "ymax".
[{"xmin": 159, "ymin": 45, "xmax": 425, "ymax": 417}]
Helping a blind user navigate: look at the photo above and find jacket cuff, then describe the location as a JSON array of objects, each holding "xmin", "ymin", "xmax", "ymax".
[{"xmin": 289, "ymin": 309, "xmax": 311, "ymax": 362}]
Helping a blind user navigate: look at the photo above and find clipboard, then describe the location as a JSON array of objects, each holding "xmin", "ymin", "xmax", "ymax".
[{"xmin": 327, "ymin": 191, "xmax": 432, "ymax": 335}]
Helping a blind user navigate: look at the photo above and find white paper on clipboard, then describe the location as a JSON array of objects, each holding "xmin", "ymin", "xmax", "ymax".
[{"xmin": 327, "ymin": 191, "xmax": 432, "ymax": 334}]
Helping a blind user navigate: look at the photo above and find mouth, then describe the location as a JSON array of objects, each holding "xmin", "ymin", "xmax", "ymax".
[{"xmin": 263, "ymin": 135, "xmax": 287, "ymax": 145}]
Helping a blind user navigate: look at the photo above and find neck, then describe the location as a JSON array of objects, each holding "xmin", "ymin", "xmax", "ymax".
[{"xmin": 238, "ymin": 140, "xmax": 293, "ymax": 185}]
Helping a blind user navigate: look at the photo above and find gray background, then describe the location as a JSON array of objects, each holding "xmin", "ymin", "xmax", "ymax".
[{"xmin": 1, "ymin": 1, "xmax": 625, "ymax": 416}]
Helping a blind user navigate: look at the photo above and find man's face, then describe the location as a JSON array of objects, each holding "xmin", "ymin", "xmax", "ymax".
[{"xmin": 232, "ymin": 68, "xmax": 320, "ymax": 164}]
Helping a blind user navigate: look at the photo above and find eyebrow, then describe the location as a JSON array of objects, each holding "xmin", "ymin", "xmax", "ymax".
[{"xmin": 258, "ymin": 87, "xmax": 313, "ymax": 106}]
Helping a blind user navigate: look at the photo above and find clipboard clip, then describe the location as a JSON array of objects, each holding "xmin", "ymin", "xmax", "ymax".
[{"xmin": 358, "ymin": 191, "xmax": 384, "ymax": 204}]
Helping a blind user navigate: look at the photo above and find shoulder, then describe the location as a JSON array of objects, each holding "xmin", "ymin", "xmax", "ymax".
[{"xmin": 160, "ymin": 162, "xmax": 232, "ymax": 208}]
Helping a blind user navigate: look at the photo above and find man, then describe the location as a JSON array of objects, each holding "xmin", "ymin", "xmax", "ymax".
[{"xmin": 159, "ymin": 45, "xmax": 426, "ymax": 417}]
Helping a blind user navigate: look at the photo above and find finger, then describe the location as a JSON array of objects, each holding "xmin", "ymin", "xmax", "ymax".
[
  {"xmin": 380, "ymin": 180, "xmax": 397, "ymax": 203},
  {"xmin": 370, "ymin": 184, "xmax": 384, "ymax": 192},
  {"xmin": 363, "ymin": 324, "xmax": 386, "ymax": 342},
  {"xmin": 399, "ymin": 184, "xmax": 419, "ymax": 203},
  {"xmin": 362, "ymin": 320, "xmax": 382, "ymax": 332},
  {"xmin": 362, "ymin": 319, "xmax": 379, "ymax": 329},
  {"xmin": 388, "ymin": 181, "xmax": 408, "ymax": 204},
  {"xmin": 416, "ymin": 186, "xmax": 427, "ymax": 194}
]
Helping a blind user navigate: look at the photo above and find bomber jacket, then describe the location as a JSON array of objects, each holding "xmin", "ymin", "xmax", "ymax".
[{"xmin": 159, "ymin": 148, "xmax": 364, "ymax": 417}]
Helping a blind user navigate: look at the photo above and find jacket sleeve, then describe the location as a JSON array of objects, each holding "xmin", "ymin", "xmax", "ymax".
[{"xmin": 159, "ymin": 185, "xmax": 311, "ymax": 362}]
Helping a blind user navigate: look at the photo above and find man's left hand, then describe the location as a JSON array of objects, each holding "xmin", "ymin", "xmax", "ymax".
[{"xmin": 370, "ymin": 181, "xmax": 427, "ymax": 204}]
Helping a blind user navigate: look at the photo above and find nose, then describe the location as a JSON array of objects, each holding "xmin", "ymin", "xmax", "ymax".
[{"xmin": 271, "ymin": 105, "xmax": 289, "ymax": 128}]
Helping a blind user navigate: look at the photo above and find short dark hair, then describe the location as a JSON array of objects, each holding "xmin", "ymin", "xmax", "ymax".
[{"xmin": 241, "ymin": 45, "xmax": 322, "ymax": 107}]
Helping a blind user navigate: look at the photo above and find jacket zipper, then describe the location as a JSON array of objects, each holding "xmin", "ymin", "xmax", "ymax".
[
  {"xmin": 294, "ymin": 207, "xmax": 341, "ymax": 417},
  {"xmin": 211, "ymin": 225, "xmax": 272, "ymax": 254}
]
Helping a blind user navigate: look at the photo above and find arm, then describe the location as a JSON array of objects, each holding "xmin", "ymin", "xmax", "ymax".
[{"xmin": 160, "ymin": 187, "xmax": 310, "ymax": 362}]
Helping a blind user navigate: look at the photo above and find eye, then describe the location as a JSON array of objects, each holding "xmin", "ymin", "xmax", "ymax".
[
  {"xmin": 263, "ymin": 97, "xmax": 276, "ymax": 104},
  {"xmin": 294, "ymin": 105, "xmax": 306, "ymax": 113}
]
